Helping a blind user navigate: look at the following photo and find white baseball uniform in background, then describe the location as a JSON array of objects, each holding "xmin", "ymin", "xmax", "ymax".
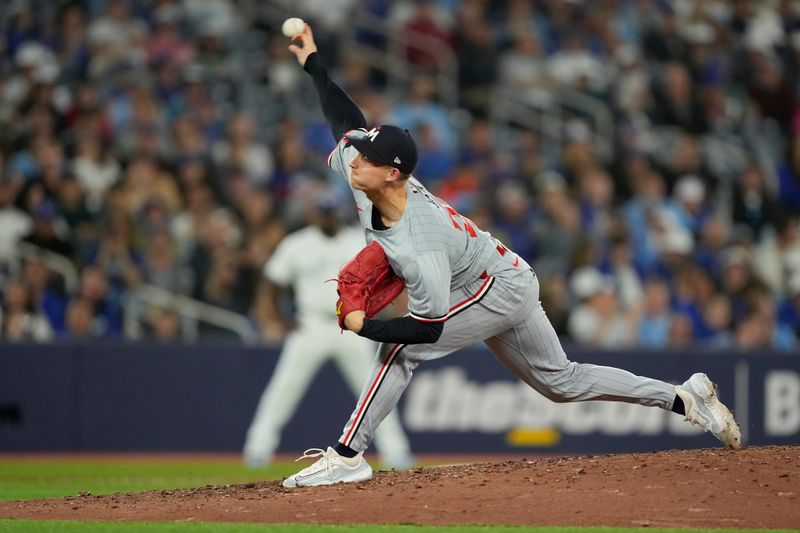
[{"xmin": 243, "ymin": 223, "xmax": 413, "ymax": 468}]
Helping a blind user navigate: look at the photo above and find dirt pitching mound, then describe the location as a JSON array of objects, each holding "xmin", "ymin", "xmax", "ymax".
[{"xmin": 1, "ymin": 445, "xmax": 798, "ymax": 528}]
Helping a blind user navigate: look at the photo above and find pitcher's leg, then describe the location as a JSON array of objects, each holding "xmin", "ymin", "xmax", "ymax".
[
  {"xmin": 338, "ymin": 342, "xmax": 418, "ymax": 452},
  {"xmin": 334, "ymin": 335, "xmax": 413, "ymax": 466},
  {"xmin": 485, "ymin": 297, "xmax": 741, "ymax": 447},
  {"xmin": 485, "ymin": 289, "xmax": 675, "ymax": 409}
]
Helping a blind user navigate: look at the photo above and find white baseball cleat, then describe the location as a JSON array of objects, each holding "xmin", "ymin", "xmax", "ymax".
[
  {"xmin": 282, "ymin": 447, "xmax": 373, "ymax": 488},
  {"xmin": 675, "ymin": 372, "xmax": 742, "ymax": 450}
]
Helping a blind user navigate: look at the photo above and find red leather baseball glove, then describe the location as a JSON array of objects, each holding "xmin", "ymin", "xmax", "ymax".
[{"xmin": 335, "ymin": 241, "xmax": 404, "ymax": 329}]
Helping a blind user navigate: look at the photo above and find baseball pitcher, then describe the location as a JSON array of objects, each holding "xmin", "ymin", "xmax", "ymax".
[{"xmin": 281, "ymin": 23, "xmax": 741, "ymax": 488}]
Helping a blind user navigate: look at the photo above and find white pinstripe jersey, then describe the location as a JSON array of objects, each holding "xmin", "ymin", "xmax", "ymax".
[{"xmin": 328, "ymin": 134, "xmax": 530, "ymax": 322}]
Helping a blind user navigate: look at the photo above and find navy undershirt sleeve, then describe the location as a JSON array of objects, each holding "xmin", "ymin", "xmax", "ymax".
[
  {"xmin": 304, "ymin": 52, "xmax": 367, "ymax": 140},
  {"xmin": 358, "ymin": 316, "xmax": 443, "ymax": 344}
]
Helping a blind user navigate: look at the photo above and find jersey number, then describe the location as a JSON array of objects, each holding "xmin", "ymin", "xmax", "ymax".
[
  {"xmin": 442, "ymin": 203, "xmax": 477, "ymax": 238},
  {"xmin": 416, "ymin": 184, "xmax": 479, "ymax": 239}
]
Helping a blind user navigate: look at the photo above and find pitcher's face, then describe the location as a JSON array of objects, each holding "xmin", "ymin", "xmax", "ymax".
[{"xmin": 348, "ymin": 152, "xmax": 395, "ymax": 192}]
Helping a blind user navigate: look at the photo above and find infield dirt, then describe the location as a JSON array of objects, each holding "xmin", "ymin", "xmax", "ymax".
[{"xmin": 1, "ymin": 445, "xmax": 798, "ymax": 528}]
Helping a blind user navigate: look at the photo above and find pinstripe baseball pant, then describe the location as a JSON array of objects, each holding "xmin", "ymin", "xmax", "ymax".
[{"xmin": 338, "ymin": 270, "xmax": 677, "ymax": 452}]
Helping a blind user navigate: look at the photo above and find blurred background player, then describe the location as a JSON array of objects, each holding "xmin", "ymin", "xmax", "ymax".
[{"xmin": 242, "ymin": 191, "xmax": 414, "ymax": 469}]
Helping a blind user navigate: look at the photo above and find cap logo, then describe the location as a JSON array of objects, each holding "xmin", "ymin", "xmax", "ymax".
[
  {"xmin": 345, "ymin": 128, "xmax": 380, "ymax": 142},
  {"xmin": 393, "ymin": 156, "xmax": 401, "ymax": 164}
]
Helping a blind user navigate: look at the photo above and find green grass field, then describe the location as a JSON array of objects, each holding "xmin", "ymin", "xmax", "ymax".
[
  {"xmin": 0, "ymin": 456, "xmax": 295, "ymax": 501},
  {"xmin": 0, "ymin": 456, "xmax": 797, "ymax": 533}
]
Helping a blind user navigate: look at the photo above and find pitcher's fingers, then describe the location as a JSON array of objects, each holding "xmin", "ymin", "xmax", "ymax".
[
  {"xmin": 301, "ymin": 22, "xmax": 313, "ymax": 41},
  {"xmin": 290, "ymin": 24, "xmax": 311, "ymax": 45}
]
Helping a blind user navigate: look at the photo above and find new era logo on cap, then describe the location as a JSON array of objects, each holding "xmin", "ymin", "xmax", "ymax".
[{"xmin": 345, "ymin": 125, "xmax": 417, "ymax": 174}]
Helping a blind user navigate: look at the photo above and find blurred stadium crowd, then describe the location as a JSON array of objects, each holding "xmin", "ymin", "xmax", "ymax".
[{"xmin": 0, "ymin": 0, "xmax": 798, "ymax": 350}]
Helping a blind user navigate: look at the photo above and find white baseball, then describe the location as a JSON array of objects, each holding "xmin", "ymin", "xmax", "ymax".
[{"xmin": 281, "ymin": 18, "xmax": 305, "ymax": 38}]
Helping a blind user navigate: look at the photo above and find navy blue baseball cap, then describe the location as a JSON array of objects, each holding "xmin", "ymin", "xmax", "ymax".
[{"xmin": 345, "ymin": 126, "xmax": 418, "ymax": 174}]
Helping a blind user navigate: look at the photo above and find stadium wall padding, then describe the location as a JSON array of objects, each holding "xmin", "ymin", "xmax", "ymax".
[{"xmin": 1, "ymin": 343, "xmax": 798, "ymax": 453}]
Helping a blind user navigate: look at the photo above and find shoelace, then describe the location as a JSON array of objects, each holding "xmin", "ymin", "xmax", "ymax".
[{"xmin": 295, "ymin": 448, "xmax": 334, "ymax": 476}]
